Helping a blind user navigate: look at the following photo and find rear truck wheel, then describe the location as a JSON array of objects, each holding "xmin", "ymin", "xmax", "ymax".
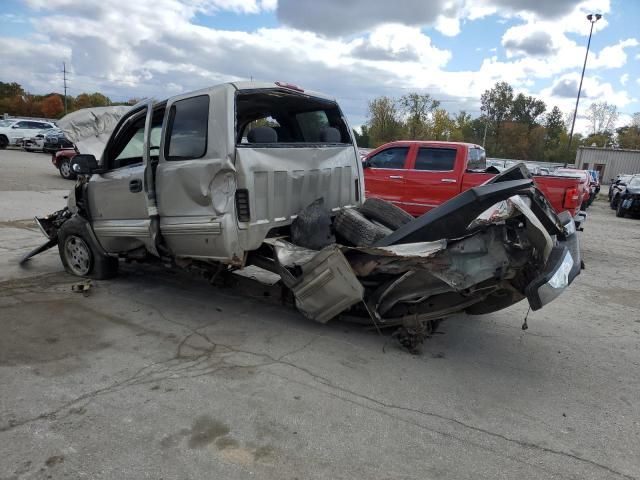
[
  {"xmin": 359, "ymin": 197, "xmax": 414, "ymax": 230},
  {"xmin": 58, "ymin": 157, "xmax": 76, "ymax": 180},
  {"xmin": 58, "ymin": 216, "xmax": 118, "ymax": 279},
  {"xmin": 616, "ymin": 200, "xmax": 626, "ymax": 218},
  {"xmin": 334, "ymin": 208, "xmax": 392, "ymax": 247},
  {"xmin": 0, "ymin": 135, "xmax": 8, "ymax": 149}
]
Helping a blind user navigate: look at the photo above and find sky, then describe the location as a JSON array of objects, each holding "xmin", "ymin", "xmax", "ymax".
[{"xmin": 0, "ymin": 0, "xmax": 638, "ymax": 134}]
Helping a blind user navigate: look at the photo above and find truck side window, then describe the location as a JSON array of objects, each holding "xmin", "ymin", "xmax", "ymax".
[
  {"xmin": 467, "ymin": 147, "xmax": 487, "ymax": 170},
  {"xmin": 165, "ymin": 95, "xmax": 209, "ymax": 161},
  {"xmin": 415, "ymin": 147, "xmax": 456, "ymax": 171},
  {"xmin": 368, "ymin": 147, "xmax": 409, "ymax": 169}
]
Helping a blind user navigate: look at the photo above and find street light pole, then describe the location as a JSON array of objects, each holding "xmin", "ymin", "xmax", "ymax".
[{"xmin": 567, "ymin": 13, "xmax": 601, "ymax": 162}]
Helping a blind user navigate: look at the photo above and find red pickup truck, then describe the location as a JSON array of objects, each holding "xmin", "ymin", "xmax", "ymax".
[{"xmin": 363, "ymin": 141, "xmax": 587, "ymax": 226}]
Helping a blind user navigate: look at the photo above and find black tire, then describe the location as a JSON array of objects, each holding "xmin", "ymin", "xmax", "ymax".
[
  {"xmin": 57, "ymin": 216, "xmax": 118, "ymax": 279},
  {"xmin": 0, "ymin": 135, "xmax": 8, "ymax": 149},
  {"xmin": 58, "ymin": 157, "xmax": 76, "ymax": 180},
  {"xmin": 334, "ymin": 208, "xmax": 392, "ymax": 247},
  {"xmin": 359, "ymin": 197, "xmax": 414, "ymax": 230},
  {"xmin": 610, "ymin": 195, "xmax": 617, "ymax": 209},
  {"xmin": 616, "ymin": 200, "xmax": 626, "ymax": 218}
]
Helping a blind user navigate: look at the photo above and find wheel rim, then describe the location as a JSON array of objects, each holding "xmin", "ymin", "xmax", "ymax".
[
  {"xmin": 64, "ymin": 235, "xmax": 91, "ymax": 276},
  {"xmin": 60, "ymin": 160, "xmax": 71, "ymax": 177}
]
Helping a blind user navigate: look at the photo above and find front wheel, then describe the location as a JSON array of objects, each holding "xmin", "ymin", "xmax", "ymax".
[
  {"xmin": 58, "ymin": 158, "xmax": 76, "ymax": 180},
  {"xmin": 58, "ymin": 217, "xmax": 118, "ymax": 279},
  {"xmin": 616, "ymin": 200, "xmax": 626, "ymax": 218}
]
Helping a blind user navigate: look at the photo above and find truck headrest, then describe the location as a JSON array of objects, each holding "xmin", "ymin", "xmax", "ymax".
[
  {"xmin": 319, "ymin": 127, "xmax": 341, "ymax": 143},
  {"xmin": 247, "ymin": 126, "xmax": 277, "ymax": 143}
]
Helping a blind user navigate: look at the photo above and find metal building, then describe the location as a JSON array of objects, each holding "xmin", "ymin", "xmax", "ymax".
[{"xmin": 575, "ymin": 147, "xmax": 640, "ymax": 184}]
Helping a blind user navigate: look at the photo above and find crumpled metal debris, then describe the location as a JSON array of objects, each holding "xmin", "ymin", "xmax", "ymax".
[{"xmin": 71, "ymin": 280, "xmax": 92, "ymax": 297}]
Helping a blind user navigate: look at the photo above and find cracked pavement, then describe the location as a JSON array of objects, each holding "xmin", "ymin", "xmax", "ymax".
[{"xmin": 1, "ymin": 149, "xmax": 639, "ymax": 479}]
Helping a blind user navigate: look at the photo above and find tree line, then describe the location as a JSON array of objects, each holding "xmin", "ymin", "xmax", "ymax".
[
  {"xmin": 0, "ymin": 81, "xmax": 135, "ymax": 120},
  {"xmin": 355, "ymin": 81, "xmax": 639, "ymax": 161}
]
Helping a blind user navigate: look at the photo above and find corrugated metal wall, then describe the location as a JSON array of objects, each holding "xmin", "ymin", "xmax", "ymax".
[{"xmin": 575, "ymin": 147, "xmax": 640, "ymax": 184}]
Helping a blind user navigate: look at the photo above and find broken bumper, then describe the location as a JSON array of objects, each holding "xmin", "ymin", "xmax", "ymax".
[{"xmin": 525, "ymin": 230, "xmax": 581, "ymax": 310}]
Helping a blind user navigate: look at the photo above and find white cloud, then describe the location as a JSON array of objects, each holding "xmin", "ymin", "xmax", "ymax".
[{"xmin": 0, "ymin": 0, "xmax": 634, "ymax": 137}]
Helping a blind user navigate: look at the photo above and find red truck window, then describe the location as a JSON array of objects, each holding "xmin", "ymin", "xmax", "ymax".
[
  {"xmin": 368, "ymin": 147, "xmax": 409, "ymax": 169},
  {"xmin": 415, "ymin": 147, "xmax": 456, "ymax": 171}
]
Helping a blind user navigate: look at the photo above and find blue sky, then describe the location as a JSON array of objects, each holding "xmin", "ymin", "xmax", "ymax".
[{"xmin": 1, "ymin": 0, "xmax": 638, "ymax": 132}]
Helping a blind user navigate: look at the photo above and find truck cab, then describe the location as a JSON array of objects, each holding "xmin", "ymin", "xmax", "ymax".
[{"xmin": 69, "ymin": 82, "xmax": 362, "ymax": 266}]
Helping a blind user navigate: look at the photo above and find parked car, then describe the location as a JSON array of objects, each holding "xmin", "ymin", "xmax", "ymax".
[
  {"xmin": 43, "ymin": 129, "xmax": 74, "ymax": 153},
  {"xmin": 52, "ymin": 147, "xmax": 79, "ymax": 179},
  {"xmin": 363, "ymin": 141, "xmax": 588, "ymax": 227},
  {"xmin": 615, "ymin": 175, "xmax": 640, "ymax": 218},
  {"xmin": 21, "ymin": 83, "xmax": 580, "ymax": 339},
  {"xmin": 587, "ymin": 170, "xmax": 601, "ymax": 205},
  {"xmin": 22, "ymin": 129, "xmax": 50, "ymax": 152},
  {"xmin": 0, "ymin": 119, "xmax": 56, "ymax": 148},
  {"xmin": 609, "ymin": 174, "xmax": 633, "ymax": 208}
]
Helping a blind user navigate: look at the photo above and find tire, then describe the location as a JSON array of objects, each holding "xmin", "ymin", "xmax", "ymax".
[
  {"xmin": 611, "ymin": 194, "xmax": 620, "ymax": 210},
  {"xmin": 0, "ymin": 135, "xmax": 8, "ymax": 149},
  {"xmin": 334, "ymin": 208, "xmax": 392, "ymax": 247},
  {"xmin": 58, "ymin": 216, "xmax": 118, "ymax": 279},
  {"xmin": 616, "ymin": 200, "xmax": 626, "ymax": 218},
  {"xmin": 58, "ymin": 157, "xmax": 76, "ymax": 180},
  {"xmin": 359, "ymin": 197, "xmax": 414, "ymax": 230}
]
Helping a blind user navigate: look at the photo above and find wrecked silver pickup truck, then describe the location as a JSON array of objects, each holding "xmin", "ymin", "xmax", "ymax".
[{"xmin": 23, "ymin": 82, "xmax": 582, "ymax": 347}]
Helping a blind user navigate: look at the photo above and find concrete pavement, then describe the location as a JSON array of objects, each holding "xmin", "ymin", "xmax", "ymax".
[{"xmin": 1, "ymin": 149, "xmax": 639, "ymax": 480}]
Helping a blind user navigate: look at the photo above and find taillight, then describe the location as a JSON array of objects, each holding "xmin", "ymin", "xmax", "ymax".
[
  {"xmin": 563, "ymin": 187, "xmax": 580, "ymax": 209},
  {"xmin": 235, "ymin": 189, "xmax": 250, "ymax": 222}
]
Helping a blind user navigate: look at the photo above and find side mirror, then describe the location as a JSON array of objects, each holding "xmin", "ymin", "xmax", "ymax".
[
  {"xmin": 11, "ymin": 125, "xmax": 19, "ymax": 129},
  {"xmin": 71, "ymin": 154, "xmax": 100, "ymax": 175},
  {"xmin": 362, "ymin": 160, "xmax": 371, "ymax": 169}
]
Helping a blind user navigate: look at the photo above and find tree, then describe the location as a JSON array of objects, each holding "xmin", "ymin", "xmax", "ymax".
[
  {"xmin": 367, "ymin": 96, "xmax": 403, "ymax": 147},
  {"xmin": 41, "ymin": 95, "xmax": 64, "ymax": 118},
  {"xmin": 544, "ymin": 106, "xmax": 565, "ymax": 151},
  {"xmin": 480, "ymin": 82, "xmax": 514, "ymax": 155},
  {"xmin": 615, "ymin": 114, "xmax": 640, "ymax": 149},
  {"xmin": 74, "ymin": 92, "xmax": 111, "ymax": 109},
  {"xmin": 0, "ymin": 82, "xmax": 24, "ymax": 99},
  {"xmin": 586, "ymin": 101, "xmax": 618, "ymax": 135},
  {"xmin": 397, "ymin": 93, "xmax": 439, "ymax": 139},
  {"xmin": 431, "ymin": 108, "xmax": 454, "ymax": 140},
  {"xmin": 353, "ymin": 125, "xmax": 370, "ymax": 148},
  {"xmin": 511, "ymin": 93, "xmax": 546, "ymax": 130}
]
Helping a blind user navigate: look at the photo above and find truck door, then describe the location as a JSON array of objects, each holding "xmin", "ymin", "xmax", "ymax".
[
  {"xmin": 363, "ymin": 145, "xmax": 410, "ymax": 209},
  {"xmin": 403, "ymin": 145, "xmax": 461, "ymax": 216},
  {"xmin": 87, "ymin": 101, "xmax": 163, "ymax": 254},
  {"xmin": 154, "ymin": 92, "xmax": 240, "ymax": 262}
]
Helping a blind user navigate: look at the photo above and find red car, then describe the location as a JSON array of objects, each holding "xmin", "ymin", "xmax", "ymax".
[
  {"xmin": 52, "ymin": 147, "xmax": 79, "ymax": 180},
  {"xmin": 363, "ymin": 141, "xmax": 587, "ymax": 227}
]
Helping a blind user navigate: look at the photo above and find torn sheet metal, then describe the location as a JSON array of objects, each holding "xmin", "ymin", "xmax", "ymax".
[
  {"xmin": 57, "ymin": 106, "xmax": 131, "ymax": 159},
  {"xmin": 285, "ymin": 245, "xmax": 364, "ymax": 324}
]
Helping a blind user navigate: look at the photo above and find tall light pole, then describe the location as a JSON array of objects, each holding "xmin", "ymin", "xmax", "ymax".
[{"xmin": 567, "ymin": 13, "xmax": 602, "ymax": 160}]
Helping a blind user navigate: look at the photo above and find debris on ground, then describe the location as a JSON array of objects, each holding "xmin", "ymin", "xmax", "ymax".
[{"xmin": 71, "ymin": 280, "xmax": 92, "ymax": 296}]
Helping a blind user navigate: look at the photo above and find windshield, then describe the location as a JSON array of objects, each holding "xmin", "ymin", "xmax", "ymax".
[
  {"xmin": 236, "ymin": 89, "xmax": 352, "ymax": 146},
  {"xmin": 629, "ymin": 177, "xmax": 640, "ymax": 188}
]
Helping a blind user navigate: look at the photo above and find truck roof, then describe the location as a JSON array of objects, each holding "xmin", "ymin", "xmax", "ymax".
[{"xmin": 375, "ymin": 140, "xmax": 483, "ymax": 149}]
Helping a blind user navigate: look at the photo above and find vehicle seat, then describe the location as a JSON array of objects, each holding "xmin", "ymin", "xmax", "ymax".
[
  {"xmin": 247, "ymin": 126, "xmax": 277, "ymax": 143},
  {"xmin": 319, "ymin": 127, "xmax": 341, "ymax": 143}
]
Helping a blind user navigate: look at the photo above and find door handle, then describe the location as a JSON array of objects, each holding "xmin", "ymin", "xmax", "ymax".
[
  {"xmin": 389, "ymin": 175, "xmax": 404, "ymax": 179},
  {"xmin": 129, "ymin": 179, "xmax": 143, "ymax": 193},
  {"xmin": 441, "ymin": 178, "xmax": 457, "ymax": 183}
]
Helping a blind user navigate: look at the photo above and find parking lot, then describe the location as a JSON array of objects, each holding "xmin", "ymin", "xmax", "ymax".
[{"xmin": 1, "ymin": 149, "xmax": 639, "ymax": 479}]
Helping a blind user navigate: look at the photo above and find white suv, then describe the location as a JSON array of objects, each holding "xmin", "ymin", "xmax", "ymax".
[{"xmin": 0, "ymin": 119, "xmax": 56, "ymax": 149}]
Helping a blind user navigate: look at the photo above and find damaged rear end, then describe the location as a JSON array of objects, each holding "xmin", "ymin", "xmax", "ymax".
[{"xmin": 269, "ymin": 165, "xmax": 581, "ymax": 340}]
